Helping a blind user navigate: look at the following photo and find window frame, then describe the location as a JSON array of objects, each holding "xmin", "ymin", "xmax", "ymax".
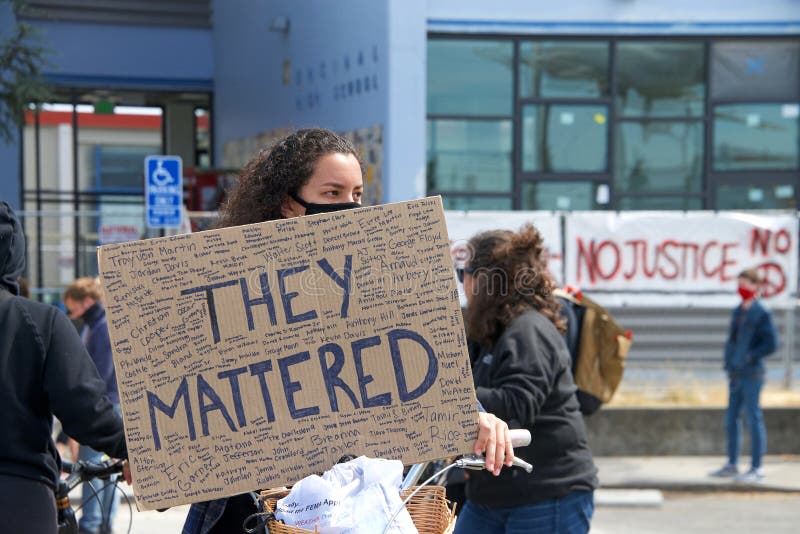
[
  {"xmin": 427, "ymin": 35, "xmax": 517, "ymax": 205},
  {"xmin": 426, "ymin": 33, "xmax": 800, "ymax": 211},
  {"xmin": 712, "ymin": 173, "xmax": 799, "ymax": 210}
]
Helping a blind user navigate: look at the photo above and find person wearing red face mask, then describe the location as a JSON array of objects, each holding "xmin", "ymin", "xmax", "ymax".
[{"xmin": 710, "ymin": 268, "xmax": 778, "ymax": 483}]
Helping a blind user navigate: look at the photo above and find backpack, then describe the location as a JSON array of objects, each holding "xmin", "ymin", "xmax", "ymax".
[{"xmin": 553, "ymin": 286, "xmax": 632, "ymax": 415}]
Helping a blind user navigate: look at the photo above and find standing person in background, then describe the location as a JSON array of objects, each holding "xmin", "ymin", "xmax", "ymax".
[
  {"xmin": 455, "ymin": 224, "xmax": 597, "ymax": 534},
  {"xmin": 710, "ymin": 268, "xmax": 778, "ymax": 483},
  {"xmin": 182, "ymin": 128, "xmax": 515, "ymax": 534},
  {"xmin": 63, "ymin": 277, "xmax": 121, "ymax": 534},
  {"xmin": 0, "ymin": 201, "xmax": 128, "ymax": 534}
]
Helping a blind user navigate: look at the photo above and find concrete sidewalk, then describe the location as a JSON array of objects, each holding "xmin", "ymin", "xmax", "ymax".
[{"xmin": 595, "ymin": 455, "xmax": 800, "ymax": 493}]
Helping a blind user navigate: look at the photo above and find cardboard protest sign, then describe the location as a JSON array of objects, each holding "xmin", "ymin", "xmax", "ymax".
[
  {"xmin": 565, "ymin": 211, "xmax": 799, "ymax": 307},
  {"xmin": 98, "ymin": 197, "xmax": 478, "ymax": 510}
]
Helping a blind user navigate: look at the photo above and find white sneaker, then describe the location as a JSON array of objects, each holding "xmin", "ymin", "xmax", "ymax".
[
  {"xmin": 734, "ymin": 468, "xmax": 765, "ymax": 483},
  {"xmin": 709, "ymin": 464, "xmax": 738, "ymax": 477}
]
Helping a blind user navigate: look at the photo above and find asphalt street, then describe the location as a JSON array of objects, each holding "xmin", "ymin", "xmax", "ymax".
[
  {"xmin": 591, "ymin": 491, "xmax": 800, "ymax": 534},
  {"xmin": 106, "ymin": 489, "xmax": 800, "ymax": 533}
]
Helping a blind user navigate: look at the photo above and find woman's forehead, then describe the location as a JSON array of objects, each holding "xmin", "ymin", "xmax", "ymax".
[{"xmin": 307, "ymin": 153, "xmax": 362, "ymax": 187}]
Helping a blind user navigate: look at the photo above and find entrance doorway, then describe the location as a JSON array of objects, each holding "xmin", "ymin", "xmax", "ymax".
[{"xmin": 21, "ymin": 88, "xmax": 211, "ymax": 303}]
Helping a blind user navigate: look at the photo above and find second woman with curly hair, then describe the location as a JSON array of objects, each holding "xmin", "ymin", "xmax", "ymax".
[{"xmin": 454, "ymin": 224, "xmax": 598, "ymax": 534}]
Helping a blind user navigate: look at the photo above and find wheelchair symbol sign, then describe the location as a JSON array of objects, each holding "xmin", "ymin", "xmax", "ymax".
[
  {"xmin": 151, "ymin": 159, "xmax": 176, "ymax": 186},
  {"xmin": 145, "ymin": 156, "xmax": 182, "ymax": 228}
]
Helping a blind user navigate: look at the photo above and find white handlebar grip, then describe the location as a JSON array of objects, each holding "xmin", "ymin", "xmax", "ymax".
[{"xmin": 509, "ymin": 429, "xmax": 531, "ymax": 448}]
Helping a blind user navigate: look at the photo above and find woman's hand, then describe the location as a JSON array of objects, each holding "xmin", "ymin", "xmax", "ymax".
[
  {"xmin": 473, "ymin": 412, "xmax": 514, "ymax": 476},
  {"xmin": 122, "ymin": 459, "xmax": 132, "ymax": 485}
]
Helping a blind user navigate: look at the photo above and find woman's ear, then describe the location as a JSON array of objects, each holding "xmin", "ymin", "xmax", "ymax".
[{"xmin": 280, "ymin": 194, "xmax": 303, "ymax": 218}]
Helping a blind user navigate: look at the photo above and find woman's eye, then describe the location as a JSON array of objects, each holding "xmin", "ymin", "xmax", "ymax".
[{"xmin": 354, "ymin": 191, "xmax": 363, "ymax": 200}]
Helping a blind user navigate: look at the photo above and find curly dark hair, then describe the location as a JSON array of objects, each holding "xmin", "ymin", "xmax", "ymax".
[
  {"xmin": 216, "ymin": 128, "xmax": 363, "ymax": 227},
  {"xmin": 464, "ymin": 223, "xmax": 565, "ymax": 347}
]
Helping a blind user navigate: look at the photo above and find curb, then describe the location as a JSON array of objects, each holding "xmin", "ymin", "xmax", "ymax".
[
  {"xmin": 599, "ymin": 482, "xmax": 800, "ymax": 494},
  {"xmin": 595, "ymin": 489, "xmax": 663, "ymax": 508}
]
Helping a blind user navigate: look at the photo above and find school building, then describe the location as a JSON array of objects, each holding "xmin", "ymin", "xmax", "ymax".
[{"xmin": 1, "ymin": 0, "xmax": 798, "ymax": 371}]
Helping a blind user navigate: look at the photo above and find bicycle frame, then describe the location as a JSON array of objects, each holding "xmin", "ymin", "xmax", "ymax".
[{"xmin": 56, "ymin": 460, "xmax": 127, "ymax": 534}]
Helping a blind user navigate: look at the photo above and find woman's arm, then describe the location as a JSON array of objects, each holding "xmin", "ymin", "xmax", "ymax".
[{"xmin": 475, "ymin": 320, "xmax": 557, "ymax": 427}]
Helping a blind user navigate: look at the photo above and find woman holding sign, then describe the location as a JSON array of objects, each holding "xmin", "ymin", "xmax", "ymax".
[
  {"xmin": 454, "ymin": 225, "xmax": 598, "ymax": 534},
  {"xmin": 183, "ymin": 128, "xmax": 515, "ymax": 534}
]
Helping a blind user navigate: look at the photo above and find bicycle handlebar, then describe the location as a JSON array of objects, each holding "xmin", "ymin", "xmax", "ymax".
[
  {"xmin": 58, "ymin": 459, "xmax": 125, "ymax": 498},
  {"xmin": 62, "ymin": 459, "xmax": 124, "ymax": 481},
  {"xmin": 509, "ymin": 428, "xmax": 531, "ymax": 447},
  {"xmin": 400, "ymin": 428, "xmax": 533, "ymax": 490}
]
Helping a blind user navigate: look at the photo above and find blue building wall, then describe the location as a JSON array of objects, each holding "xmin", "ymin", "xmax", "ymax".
[
  {"xmin": 386, "ymin": 0, "xmax": 427, "ymax": 202},
  {"xmin": 35, "ymin": 20, "xmax": 213, "ymax": 90},
  {"xmin": 0, "ymin": 134, "xmax": 20, "ymax": 209},
  {"xmin": 426, "ymin": 0, "xmax": 800, "ymax": 35},
  {"xmin": 0, "ymin": 2, "xmax": 21, "ymax": 208},
  {"xmin": 212, "ymin": 0, "xmax": 426, "ymax": 203},
  {"xmin": 427, "ymin": 0, "xmax": 800, "ymax": 34},
  {"xmin": 213, "ymin": 0, "xmax": 386, "ymax": 138}
]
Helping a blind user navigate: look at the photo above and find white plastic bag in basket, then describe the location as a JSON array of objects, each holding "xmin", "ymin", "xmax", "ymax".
[{"xmin": 274, "ymin": 456, "xmax": 418, "ymax": 534}]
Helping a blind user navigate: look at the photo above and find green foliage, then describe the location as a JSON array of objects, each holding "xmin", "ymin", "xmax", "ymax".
[{"xmin": 0, "ymin": 0, "xmax": 51, "ymax": 143}]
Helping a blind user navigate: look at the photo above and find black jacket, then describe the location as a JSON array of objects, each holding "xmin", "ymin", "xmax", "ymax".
[
  {"xmin": 0, "ymin": 201, "xmax": 126, "ymax": 490},
  {"xmin": 467, "ymin": 309, "xmax": 598, "ymax": 506}
]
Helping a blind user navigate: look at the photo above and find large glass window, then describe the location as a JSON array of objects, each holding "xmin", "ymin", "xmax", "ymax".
[
  {"xmin": 716, "ymin": 183, "xmax": 796, "ymax": 210},
  {"xmin": 522, "ymin": 181, "xmax": 606, "ymax": 210},
  {"xmin": 616, "ymin": 42, "xmax": 705, "ymax": 117},
  {"xmin": 711, "ymin": 41, "xmax": 800, "ymax": 100},
  {"xmin": 427, "ymin": 119, "xmax": 513, "ymax": 192},
  {"xmin": 519, "ymin": 41, "xmax": 609, "ymax": 98},
  {"xmin": 714, "ymin": 103, "xmax": 799, "ymax": 171},
  {"xmin": 94, "ymin": 145, "xmax": 158, "ymax": 190},
  {"xmin": 522, "ymin": 104, "xmax": 608, "ymax": 172},
  {"xmin": 427, "ymin": 40, "xmax": 513, "ymax": 116},
  {"xmin": 426, "ymin": 36, "xmax": 800, "ymax": 211},
  {"xmin": 616, "ymin": 122, "xmax": 704, "ymax": 193}
]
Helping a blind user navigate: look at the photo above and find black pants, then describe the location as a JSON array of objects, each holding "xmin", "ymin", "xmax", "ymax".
[
  {"xmin": 0, "ymin": 473, "xmax": 57, "ymax": 534},
  {"xmin": 210, "ymin": 493, "xmax": 260, "ymax": 534}
]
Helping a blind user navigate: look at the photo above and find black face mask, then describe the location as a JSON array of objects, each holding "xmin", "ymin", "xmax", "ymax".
[{"xmin": 290, "ymin": 192, "xmax": 360, "ymax": 215}]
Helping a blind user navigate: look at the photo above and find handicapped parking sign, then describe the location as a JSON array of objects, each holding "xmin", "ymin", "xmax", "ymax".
[{"xmin": 145, "ymin": 156, "xmax": 183, "ymax": 228}]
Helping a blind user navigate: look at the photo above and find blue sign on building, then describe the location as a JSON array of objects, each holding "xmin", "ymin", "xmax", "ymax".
[{"xmin": 144, "ymin": 156, "xmax": 183, "ymax": 228}]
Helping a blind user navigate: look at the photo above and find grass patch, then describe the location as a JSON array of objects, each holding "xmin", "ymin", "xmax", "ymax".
[{"xmin": 609, "ymin": 380, "xmax": 800, "ymax": 408}]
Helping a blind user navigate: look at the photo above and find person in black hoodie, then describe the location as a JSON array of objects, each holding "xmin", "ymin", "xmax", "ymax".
[
  {"xmin": 454, "ymin": 224, "xmax": 598, "ymax": 534},
  {"xmin": 0, "ymin": 201, "xmax": 128, "ymax": 534}
]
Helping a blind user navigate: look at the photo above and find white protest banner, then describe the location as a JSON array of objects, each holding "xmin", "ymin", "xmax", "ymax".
[
  {"xmin": 98, "ymin": 197, "xmax": 478, "ymax": 510},
  {"xmin": 564, "ymin": 211, "xmax": 798, "ymax": 307},
  {"xmin": 445, "ymin": 211, "xmax": 563, "ymax": 284}
]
